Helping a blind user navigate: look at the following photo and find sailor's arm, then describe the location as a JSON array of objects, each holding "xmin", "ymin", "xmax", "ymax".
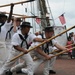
[
  {"xmin": 7, "ymin": 3, "xmax": 14, "ymax": 23},
  {"xmin": 54, "ymin": 43, "xmax": 67, "ymax": 51},
  {"xmin": 36, "ymin": 47, "xmax": 51, "ymax": 60},
  {"xmin": 11, "ymin": 33, "xmax": 28, "ymax": 54},
  {"xmin": 13, "ymin": 45, "xmax": 28, "ymax": 54},
  {"xmin": 33, "ymin": 38, "xmax": 45, "ymax": 42}
]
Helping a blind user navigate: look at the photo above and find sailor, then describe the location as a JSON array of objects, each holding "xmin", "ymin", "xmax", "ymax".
[
  {"xmin": 0, "ymin": 13, "xmax": 8, "ymax": 40},
  {"xmin": 0, "ymin": 12, "xmax": 7, "ymax": 32},
  {"xmin": 43, "ymin": 26, "xmax": 56, "ymax": 74},
  {"xmin": 43, "ymin": 26, "xmax": 68, "ymax": 74},
  {"xmin": 0, "ymin": 21, "xmax": 45, "ymax": 75},
  {"xmin": 34, "ymin": 30, "xmax": 56, "ymax": 74},
  {"xmin": 0, "ymin": 13, "xmax": 8, "ymax": 64},
  {"xmin": 0, "ymin": 4, "xmax": 14, "ymax": 65},
  {"xmin": 5, "ymin": 17, "xmax": 22, "ymax": 54},
  {"xmin": 25, "ymin": 26, "xmax": 68, "ymax": 75},
  {"xmin": 0, "ymin": 5, "xmax": 23, "ymax": 69}
]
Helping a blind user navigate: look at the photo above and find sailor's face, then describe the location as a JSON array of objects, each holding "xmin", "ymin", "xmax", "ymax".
[
  {"xmin": 16, "ymin": 21, "xmax": 21, "ymax": 27},
  {"xmin": 24, "ymin": 27, "xmax": 30, "ymax": 34},
  {"xmin": 45, "ymin": 31, "xmax": 54, "ymax": 39}
]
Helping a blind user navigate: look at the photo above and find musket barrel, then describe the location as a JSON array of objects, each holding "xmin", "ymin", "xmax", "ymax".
[{"xmin": 0, "ymin": 12, "xmax": 37, "ymax": 18}]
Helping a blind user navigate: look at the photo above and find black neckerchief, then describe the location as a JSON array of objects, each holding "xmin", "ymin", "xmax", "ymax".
[
  {"xmin": 0, "ymin": 23, "xmax": 4, "ymax": 32},
  {"xmin": 5, "ymin": 26, "xmax": 13, "ymax": 40},
  {"xmin": 19, "ymin": 34, "xmax": 29, "ymax": 49}
]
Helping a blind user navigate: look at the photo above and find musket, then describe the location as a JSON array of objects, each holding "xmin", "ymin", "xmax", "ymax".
[
  {"xmin": 0, "ymin": 11, "xmax": 27, "ymax": 16},
  {"xmin": 0, "ymin": 0, "xmax": 35, "ymax": 8},
  {"xmin": 9, "ymin": 25, "xmax": 75, "ymax": 62},
  {"xmin": 0, "ymin": 11, "xmax": 37, "ymax": 18},
  {"xmin": 17, "ymin": 16, "xmax": 37, "ymax": 18}
]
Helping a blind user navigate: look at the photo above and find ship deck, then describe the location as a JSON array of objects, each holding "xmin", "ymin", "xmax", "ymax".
[{"xmin": 14, "ymin": 55, "xmax": 75, "ymax": 75}]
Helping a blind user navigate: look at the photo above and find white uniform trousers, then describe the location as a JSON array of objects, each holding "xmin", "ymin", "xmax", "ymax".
[
  {"xmin": 0, "ymin": 50, "xmax": 34, "ymax": 75},
  {"xmin": 49, "ymin": 47, "xmax": 56, "ymax": 70},
  {"xmin": 0, "ymin": 41, "xmax": 8, "ymax": 68},
  {"xmin": 30, "ymin": 54, "xmax": 56, "ymax": 75},
  {"xmin": 22, "ymin": 53, "xmax": 56, "ymax": 75}
]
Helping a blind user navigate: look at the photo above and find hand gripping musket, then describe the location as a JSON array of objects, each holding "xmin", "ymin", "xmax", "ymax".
[
  {"xmin": 49, "ymin": 43, "xmax": 75, "ymax": 54},
  {"xmin": 36, "ymin": 47, "xmax": 75, "ymax": 62},
  {"xmin": 0, "ymin": 0, "xmax": 35, "ymax": 8},
  {"xmin": 33, "ymin": 43, "xmax": 75, "ymax": 61},
  {"xmin": 9, "ymin": 25, "xmax": 75, "ymax": 62},
  {"xmin": 48, "ymin": 47, "xmax": 75, "ymax": 59}
]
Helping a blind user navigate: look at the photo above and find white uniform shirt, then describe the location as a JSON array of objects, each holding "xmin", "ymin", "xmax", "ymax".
[
  {"xmin": 0, "ymin": 21, "xmax": 12, "ymax": 42},
  {"xmin": 0, "ymin": 21, "xmax": 13, "ymax": 63},
  {"xmin": 5, "ymin": 21, "xmax": 17, "ymax": 40},
  {"xmin": 4, "ymin": 21, "xmax": 20, "ymax": 47},
  {"xmin": 11, "ymin": 30, "xmax": 36, "ymax": 52},
  {"xmin": 48, "ymin": 40, "xmax": 57, "ymax": 53},
  {"xmin": 30, "ymin": 35, "xmax": 58, "ymax": 56}
]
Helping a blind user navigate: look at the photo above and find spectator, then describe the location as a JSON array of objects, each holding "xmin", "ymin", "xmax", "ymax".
[{"xmin": 66, "ymin": 37, "xmax": 73, "ymax": 59}]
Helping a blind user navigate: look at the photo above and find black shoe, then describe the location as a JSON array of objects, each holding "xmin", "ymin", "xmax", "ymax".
[
  {"xmin": 49, "ymin": 70, "xmax": 56, "ymax": 74},
  {"xmin": 16, "ymin": 70, "xmax": 35, "ymax": 75},
  {"xmin": 16, "ymin": 70, "xmax": 25, "ymax": 74},
  {"xmin": 6, "ymin": 70, "xmax": 12, "ymax": 75}
]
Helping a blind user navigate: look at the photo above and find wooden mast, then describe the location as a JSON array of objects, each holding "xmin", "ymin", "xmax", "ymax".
[{"xmin": 38, "ymin": 0, "xmax": 50, "ymax": 28}]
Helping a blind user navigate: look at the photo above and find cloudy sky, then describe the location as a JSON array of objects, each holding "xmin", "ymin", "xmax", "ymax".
[
  {"xmin": 48, "ymin": 0, "xmax": 75, "ymax": 33},
  {"xmin": 0, "ymin": 0, "xmax": 75, "ymax": 33}
]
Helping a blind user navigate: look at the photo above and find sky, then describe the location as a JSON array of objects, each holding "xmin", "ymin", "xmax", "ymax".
[
  {"xmin": 0, "ymin": 0, "xmax": 75, "ymax": 33},
  {"xmin": 48, "ymin": 0, "xmax": 75, "ymax": 33}
]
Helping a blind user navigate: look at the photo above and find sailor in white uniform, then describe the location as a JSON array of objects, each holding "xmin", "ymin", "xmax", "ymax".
[
  {"xmin": 5, "ymin": 17, "xmax": 22, "ymax": 55},
  {"xmin": 0, "ymin": 4, "xmax": 14, "ymax": 65},
  {"xmin": 0, "ymin": 13, "xmax": 8, "ymax": 65},
  {"xmin": 24, "ymin": 26, "xmax": 68, "ymax": 75},
  {"xmin": 0, "ymin": 15, "xmax": 13, "ymax": 65}
]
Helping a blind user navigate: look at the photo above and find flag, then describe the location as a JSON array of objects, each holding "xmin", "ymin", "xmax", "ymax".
[
  {"xmin": 35, "ymin": 18, "xmax": 41, "ymax": 24},
  {"xmin": 59, "ymin": 14, "xmax": 66, "ymax": 25}
]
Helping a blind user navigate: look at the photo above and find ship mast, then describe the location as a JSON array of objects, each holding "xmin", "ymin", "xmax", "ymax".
[
  {"xmin": 37, "ymin": 0, "xmax": 55, "ymax": 29},
  {"xmin": 38, "ymin": 0, "xmax": 50, "ymax": 27}
]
